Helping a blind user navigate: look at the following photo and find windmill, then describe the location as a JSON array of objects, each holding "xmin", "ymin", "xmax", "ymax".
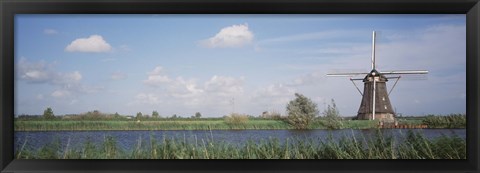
[{"xmin": 326, "ymin": 31, "xmax": 428, "ymax": 122}]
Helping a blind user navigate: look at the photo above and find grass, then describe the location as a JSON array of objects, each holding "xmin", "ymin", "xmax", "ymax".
[
  {"xmin": 14, "ymin": 119, "xmax": 385, "ymax": 131},
  {"xmin": 15, "ymin": 130, "xmax": 466, "ymax": 159},
  {"xmin": 14, "ymin": 120, "xmax": 292, "ymax": 131}
]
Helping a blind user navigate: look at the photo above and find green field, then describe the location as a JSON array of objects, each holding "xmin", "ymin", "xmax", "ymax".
[
  {"xmin": 15, "ymin": 114, "xmax": 466, "ymax": 131},
  {"xmin": 15, "ymin": 119, "xmax": 288, "ymax": 131},
  {"xmin": 15, "ymin": 119, "xmax": 391, "ymax": 131},
  {"xmin": 15, "ymin": 130, "xmax": 466, "ymax": 159}
]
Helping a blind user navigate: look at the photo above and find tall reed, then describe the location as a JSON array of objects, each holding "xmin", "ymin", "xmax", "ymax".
[{"xmin": 15, "ymin": 130, "xmax": 465, "ymax": 159}]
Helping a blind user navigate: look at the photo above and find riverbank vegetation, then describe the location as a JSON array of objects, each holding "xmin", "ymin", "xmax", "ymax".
[
  {"xmin": 15, "ymin": 130, "xmax": 466, "ymax": 159},
  {"xmin": 15, "ymin": 93, "xmax": 465, "ymax": 131}
]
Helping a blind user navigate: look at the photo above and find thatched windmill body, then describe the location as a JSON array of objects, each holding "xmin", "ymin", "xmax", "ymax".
[{"xmin": 327, "ymin": 31, "xmax": 428, "ymax": 122}]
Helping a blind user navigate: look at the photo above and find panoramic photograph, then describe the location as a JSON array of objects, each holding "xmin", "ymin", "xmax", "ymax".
[{"xmin": 14, "ymin": 14, "xmax": 466, "ymax": 159}]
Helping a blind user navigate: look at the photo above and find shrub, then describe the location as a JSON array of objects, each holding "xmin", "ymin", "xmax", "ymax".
[
  {"xmin": 152, "ymin": 111, "xmax": 160, "ymax": 118},
  {"xmin": 285, "ymin": 93, "xmax": 319, "ymax": 129},
  {"xmin": 261, "ymin": 111, "xmax": 284, "ymax": 120},
  {"xmin": 195, "ymin": 112, "xmax": 202, "ymax": 118},
  {"xmin": 224, "ymin": 113, "xmax": 249, "ymax": 126},
  {"xmin": 136, "ymin": 112, "xmax": 143, "ymax": 120},
  {"xmin": 322, "ymin": 99, "xmax": 343, "ymax": 130},
  {"xmin": 43, "ymin": 107, "xmax": 55, "ymax": 120}
]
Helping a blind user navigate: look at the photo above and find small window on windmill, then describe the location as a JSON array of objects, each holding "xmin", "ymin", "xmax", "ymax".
[
  {"xmin": 382, "ymin": 97, "xmax": 385, "ymax": 101},
  {"xmin": 384, "ymin": 105, "xmax": 387, "ymax": 110}
]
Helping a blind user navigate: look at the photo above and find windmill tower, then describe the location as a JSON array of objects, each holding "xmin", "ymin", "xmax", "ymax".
[{"xmin": 327, "ymin": 31, "xmax": 428, "ymax": 122}]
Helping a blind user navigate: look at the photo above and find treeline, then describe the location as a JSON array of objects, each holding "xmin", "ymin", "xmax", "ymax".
[{"xmin": 16, "ymin": 93, "xmax": 467, "ymax": 130}]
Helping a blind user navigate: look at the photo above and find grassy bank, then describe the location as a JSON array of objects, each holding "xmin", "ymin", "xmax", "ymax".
[
  {"xmin": 15, "ymin": 120, "xmax": 289, "ymax": 131},
  {"xmin": 15, "ymin": 130, "xmax": 466, "ymax": 159},
  {"xmin": 14, "ymin": 119, "xmax": 389, "ymax": 131}
]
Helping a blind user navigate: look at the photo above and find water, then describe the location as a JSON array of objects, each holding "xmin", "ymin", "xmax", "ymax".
[{"xmin": 14, "ymin": 129, "xmax": 466, "ymax": 153}]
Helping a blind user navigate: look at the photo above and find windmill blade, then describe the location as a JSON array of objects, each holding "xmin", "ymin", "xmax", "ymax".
[
  {"xmin": 350, "ymin": 78, "xmax": 364, "ymax": 81},
  {"xmin": 326, "ymin": 72, "xmax": 369, "ymax": 77},
  {"xmin": 380, "ymin": 70, "xmax": 428, "ymax": 75},
  {"xmin": 371, "ymin": 31, "xmax": 376, "ymax": 70}
]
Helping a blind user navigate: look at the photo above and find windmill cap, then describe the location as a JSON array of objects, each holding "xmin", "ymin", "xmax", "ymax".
[{"xmin": 369, "ymin": 69, "xmax": 380, "ymax": 76}]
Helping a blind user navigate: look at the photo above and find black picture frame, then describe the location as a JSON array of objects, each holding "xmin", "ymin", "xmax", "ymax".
[{"xmin": 1, "ymin": 0, "xmax": 479, "ymax": 172}]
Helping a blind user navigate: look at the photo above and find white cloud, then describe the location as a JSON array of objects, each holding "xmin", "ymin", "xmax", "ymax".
[
  {"xmin": 44, "ymin": 29, "xmax": 58, "ymax": 35},
  {"xmin": 18, "ymin": 58, "xmax": 104, "ymax": 102},
  {"xmin": 200, "ymin": 24, "xmax": 254, "ymax": 48},
  {"xmin": 111, "ymin": 72, "xmax": 127, "ymax": 80},
  {"xmin": 65, "ymin": 35, "xmax": 112, "ymax": 53},
  {"xmin": 17, "ymin": 58, "xmax": 53, "ymax": 83},
  {"xmin": 17, "ymin": 59, "xmax": 83, "ymax": 85},
  {"xmin": 255, "ymin": 83, "xmax": 295, "ymax": 98},
  {"xmin": 135, "ymin": 93, "xmax": 161, "ymax": 105},
  {"xmin": 51, "ymin": 90, "xmax": 71, "ymax": 98},
  {"xmin": 64, "ymin": 71, "xmax": 82, "ymax": 82},
  {"xmin": 252, "ymin": 83, "xmax": 296, "ymax": 107},
  {"xmin": 169, "ymin": 77, "xmax": 204, "ymax": 98},
  {"xmin": 36, "ymin": 94, "xmax": 44, "ymax": 100},
  {"xmin": 143, "ymin": 66, "xmax": 171, "ymax": 87},
  {"xmin": 257, "ymin": 30, "xmax": 365, "ymax": 48},
  {"xmin": 288, "ymin": 71, "xmax": 326, "ymax": 86},
  {"xmin": 204, "ymin": 75, "xmax": 244, "ymax": 96}
]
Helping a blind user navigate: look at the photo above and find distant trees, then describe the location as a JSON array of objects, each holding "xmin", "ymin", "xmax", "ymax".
[
  {"xmin": 136, "ymin": 112, "xmax": 143, "ymax": 120},
  {"xmin": 195, "ymin": 112, "xmax": 202, "ymax": 118},
  {"xmin": 285, "ymin": 93, "xmax": 319, "ymax": 129},
  {"xmin": 43, "ymin": 107, "xmax": 55, "ymax": 120},
  {"xmin": 114, "ymin": 112, "xmax": 121, "ymax": 118},
  {"xmin": 261, "ymin": 111, "xmax": 283, "ymax": 120},
  {"xmin": 152, "ymin": 111, "xmax": 160, "ymax": 118}
]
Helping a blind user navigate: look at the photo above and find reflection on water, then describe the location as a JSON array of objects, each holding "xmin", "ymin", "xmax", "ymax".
[{"xmin": 14, "ymin": 129, "xmax": 466, "ymax": 152}]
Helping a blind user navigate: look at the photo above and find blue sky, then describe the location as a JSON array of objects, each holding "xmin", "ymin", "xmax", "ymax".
[{"xmin": 14, "ymin": 14, "xmax": 466, "ymax": 117}]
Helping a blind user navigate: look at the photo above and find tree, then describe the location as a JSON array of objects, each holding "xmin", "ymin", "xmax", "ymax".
[
  {"xmin": 285, "ymin": 93, "xmax": 319, "ymax": 129},
  {"xmin": 195, "ymin": 112, "xmax": 202, "ymax": 118},
  {"xmin": 136, "ymin": 112, "xmax": 143, "ymax": 119},
  {"xmin": 114, "ymin": 112, "xmax": 121, "ymax": 119},
  {"xmin": 43, "ymin": 107, "xmax": 55, "ymax": 120},
  {"xmin": 152, "ymin": 111, "xmax": 159, "ymax": 118},
  {"xmin": 323, "ymin": 99, "xmax": 343, "ymax": 130}
]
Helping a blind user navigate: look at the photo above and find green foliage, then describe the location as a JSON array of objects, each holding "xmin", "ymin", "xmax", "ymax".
[
  {"xmin": 152, "ymin": 111, "xmax": 160, "ymax": 118},
  {"xmin": 322, "ymin": 99, "xmax": 343, "ymax": 130},
  {"xmin": 136, "ymin": 112, "xmax": 143, "ymax": 120},
  {"xmin": 260, "ymin": 111, "xmax": 283, "ymax": 120},
  {"xmin": 195, "ymin": 112, "xmax": 202, "ymax": 118},
  {"xmin": 224, "ymin": 113, "xmax": 250, "ymax": 126},
  {"xmin": 422, "ymin": 114, "xmax": 466, "ymax": 128},
  {"xmin": 285, "ymin": 93, "xmax": 319, "ymax": 129},
  {"xmin": 42, "ymin": 107, "xmax": 55, "ymax": 120},
  {"xmin": 15, "ymin": 119, "xmax": 289, "ymax": 131}
]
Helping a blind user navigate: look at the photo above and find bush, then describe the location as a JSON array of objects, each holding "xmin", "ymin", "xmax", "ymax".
[
  {"xmin": 43, "ymin": 107, "xmax": 55, "ymax": 120},
  {"xmin": 260, "ymin": 111, "xmax": 284, "ymax": 120},
  {"xmin": 322, "ymin": 99, "xmax": 343, "ymax": 130},
  {"xmin": 152, "ymin": 111, "xmax": 160, "ymax": 118},
  {"xmin": 224, "ymin": 113, "xmax": 249, "ymax": 126},
  {"xmin": 285, "ymin": 93, "xmax": 319, "ymax": 129}
]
